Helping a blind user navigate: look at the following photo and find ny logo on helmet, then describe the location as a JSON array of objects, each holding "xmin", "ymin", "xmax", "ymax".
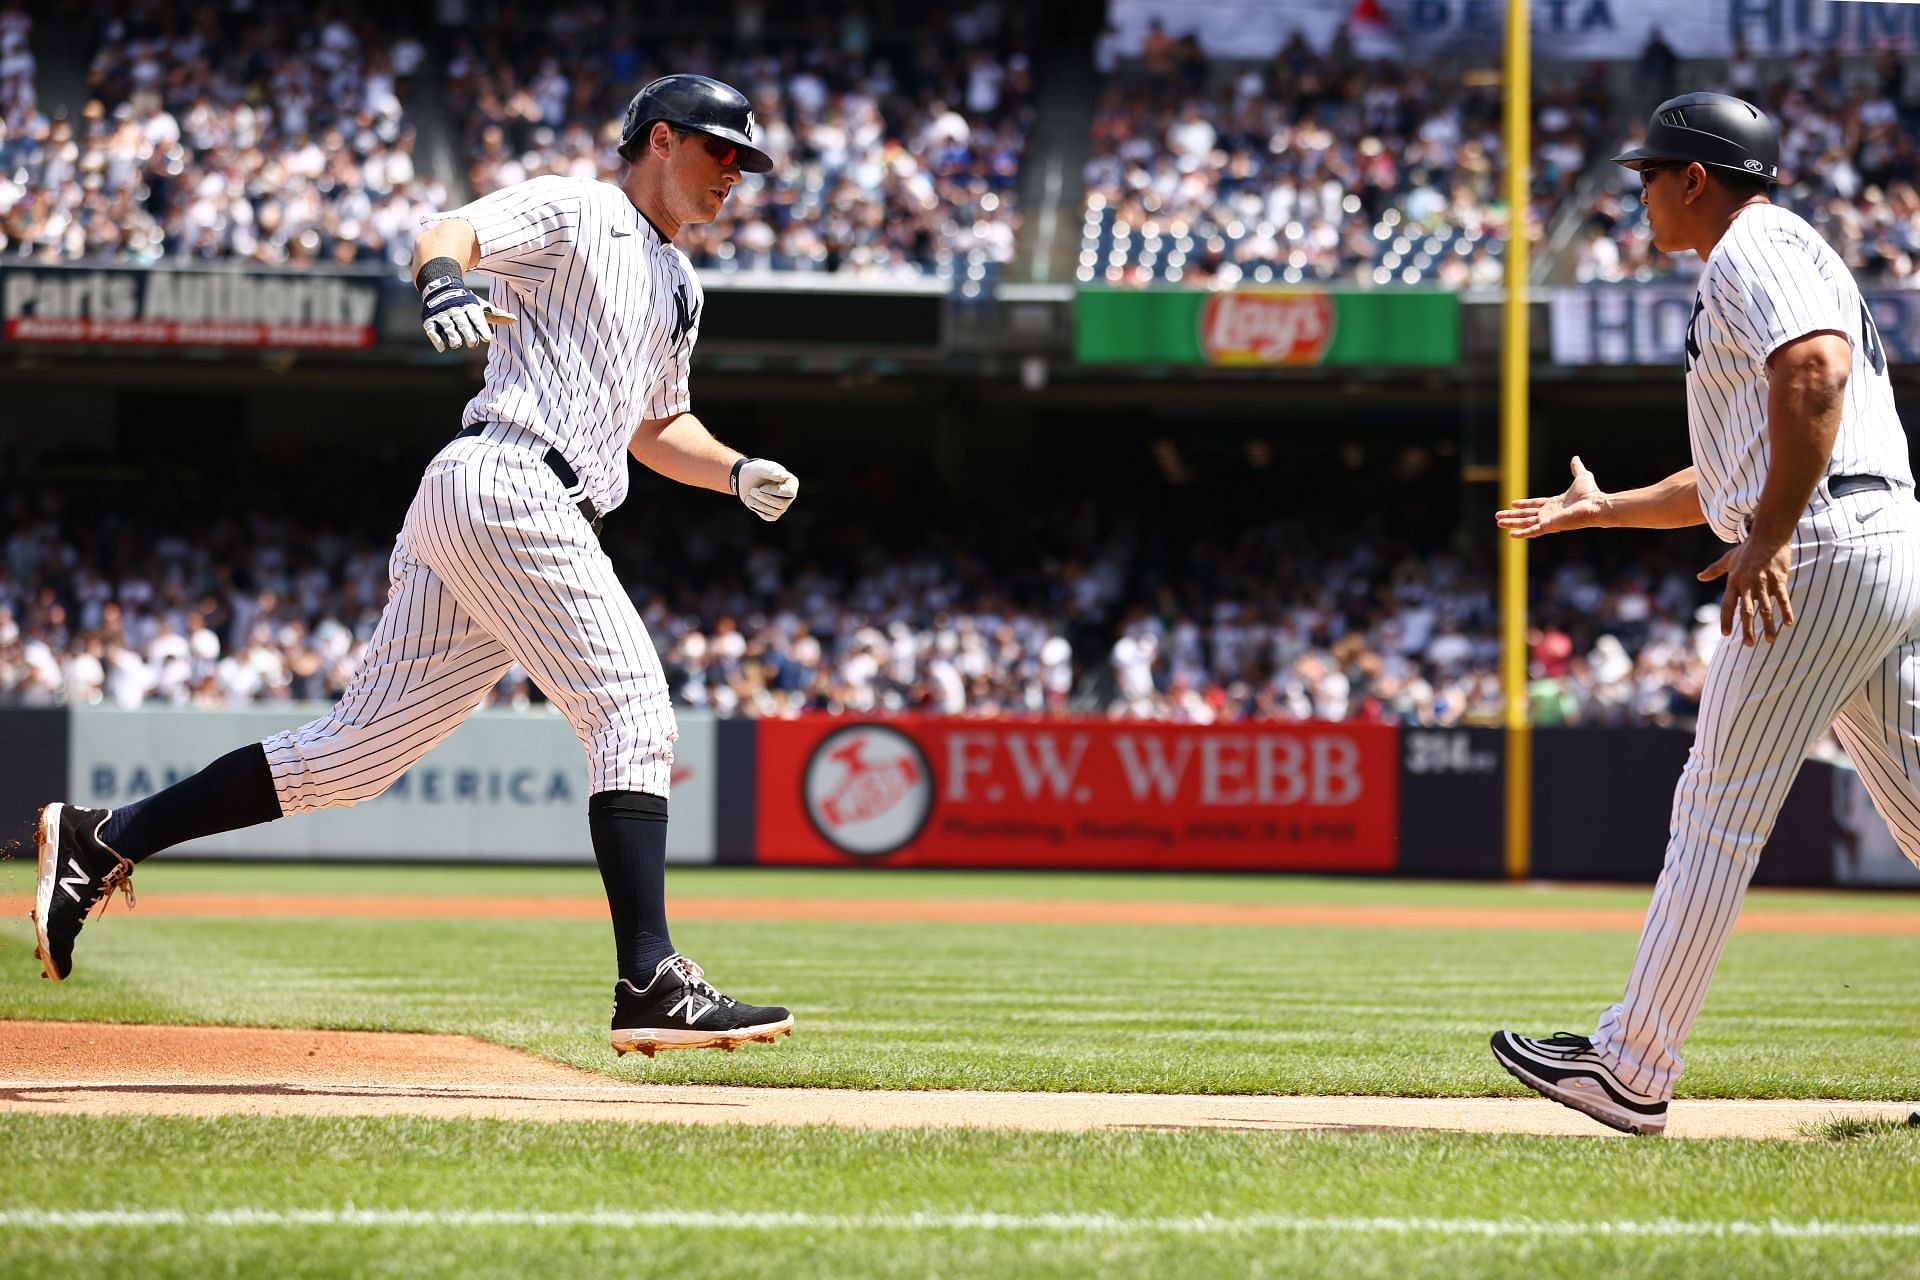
[{"xmin": 743, "ymin": 111, "xmax": 756, "ymax": 140}]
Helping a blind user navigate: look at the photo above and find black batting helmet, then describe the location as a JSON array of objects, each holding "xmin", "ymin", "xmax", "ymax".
[
  {"xmin": 617, "ymin": 74, "xmax": 773, "ymax": 172},
  {"xmin": 1611, "ymin": 92, "xmax": 1779, "ymax": 184}
]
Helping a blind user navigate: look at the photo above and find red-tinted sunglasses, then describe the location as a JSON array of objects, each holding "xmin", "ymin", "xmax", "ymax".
[{"xmin": 695, "ymin": 134, "xmax": 739, "ymax": 166}]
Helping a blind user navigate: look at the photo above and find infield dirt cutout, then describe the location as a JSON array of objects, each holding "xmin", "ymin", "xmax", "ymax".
[
  {"xmin": 2, "ymin": 1021, "xmax": 1908, "ymax": 1141},
  {"xmin": 4, "ymin": 892, "xmax": 1913, "ymax": 1140}
]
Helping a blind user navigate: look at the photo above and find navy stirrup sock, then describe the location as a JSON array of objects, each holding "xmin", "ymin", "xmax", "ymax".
[
  {"xmin": 588, "ymin": 789, "xmax": 675, "ymax": 984},
  {"xmin": 99, "ymin": 743, "xmax": 282, "ymax": 864}
]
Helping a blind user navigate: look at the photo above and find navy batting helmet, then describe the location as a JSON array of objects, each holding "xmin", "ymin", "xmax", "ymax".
[
  {"xmin": 617, "ymin": 74, "xmax": 773, "ymax": 172},
  {"xmin": 1611, "ymin": 92, "xmax": 1779, "ymax": 184}
]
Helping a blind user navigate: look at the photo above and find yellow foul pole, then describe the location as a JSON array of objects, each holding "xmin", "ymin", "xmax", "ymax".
[{"xmin": 1500, "ymin": 0, "xmax": 1532, "ymax": 879}]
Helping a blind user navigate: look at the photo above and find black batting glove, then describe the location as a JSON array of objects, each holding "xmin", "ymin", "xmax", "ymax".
[{"xmin": 418, "ymin": 256, "xmax": 493, "ymax": 353}]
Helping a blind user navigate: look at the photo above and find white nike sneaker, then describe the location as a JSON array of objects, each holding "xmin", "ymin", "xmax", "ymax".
[{"xmin": 1491, "ymin": 1030, "xmax": 1668, "ymax": 1136}]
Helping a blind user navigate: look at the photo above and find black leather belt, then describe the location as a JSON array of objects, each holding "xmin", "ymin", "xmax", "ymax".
[
  {"xmin": 1829, "ymin": 474, "xmax": 1891, "ymax": 498},
  {"xmin": 455, "ymin": 424, "xmax": 602, "ymax": 536}
]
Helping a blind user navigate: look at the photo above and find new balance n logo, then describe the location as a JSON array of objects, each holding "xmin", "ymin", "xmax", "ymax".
[
  {"xmin": 58, "ymin": 859, "xmax": 91, "ymax": 903},
  {"xmin": 667, "ymin": 991, "xmax": 715, "ymax": 1023}
]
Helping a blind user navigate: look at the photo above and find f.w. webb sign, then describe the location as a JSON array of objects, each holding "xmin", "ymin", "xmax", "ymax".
[{"xmin": 757, "ymin": 719, "xmax": 1397, "ymax": 871}]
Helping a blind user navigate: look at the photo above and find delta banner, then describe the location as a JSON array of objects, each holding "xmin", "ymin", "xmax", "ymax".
[
  {"xmin": 65, "ymin": 705, "xmax": 718, "ymax": 863},
  {"xmin": 753, "ymin": 719, "xmax": 1399, "ymax": 871},
  {"xmin": 1076, "ymin": 289, "xmax": 1459, "ymax": 369},
  {"xmin": 1552, "ymin": 286, "xmax": 1920, "ymax": 366},
  {"xmin": 1, "ymin": 264, "xmax": 383, "ymax": 349},
  {"xmin": 1107, "ymin": 1, "xmax": 1920, "ymax": 60}
]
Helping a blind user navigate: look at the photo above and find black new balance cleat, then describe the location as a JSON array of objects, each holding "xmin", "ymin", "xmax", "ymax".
[
  {"xmin": 32, "ymin": 803, "xmax": 137, "ymax": 982},
  {"xmin": 1491, "ymin": 1030, "xmax": 1668, "ymax": 1136},
  {"xmin": 609, "ymin": 954, "xmax": 794, "ymax": 1058}
]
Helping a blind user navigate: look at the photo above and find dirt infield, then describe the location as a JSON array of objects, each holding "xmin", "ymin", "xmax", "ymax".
[
  {"xmin": 1, "ymin": 1022, "xmax": 1908, "ymax": 1140},
  {"xmin": 5, "ymin": 892, "xmax": 1919, "ymax": 935}
]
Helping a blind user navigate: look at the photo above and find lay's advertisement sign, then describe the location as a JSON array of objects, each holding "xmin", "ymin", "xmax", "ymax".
[{"xmin": 1076, "ymin": 289, "xmax": 1457, "ymax": 368}]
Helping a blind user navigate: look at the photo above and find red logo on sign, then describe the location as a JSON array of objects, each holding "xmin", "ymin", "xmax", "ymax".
[
  {"xmin": 820, "ymin": 738, "xmax": 919, "ymax": 826},
  {"xmin": 1200, "ymin": 292, "xmax": 1336, "ymax": 366},
  {"xmin": 803, "ymin": 726, "xmax": 934, "ymax": 856}
]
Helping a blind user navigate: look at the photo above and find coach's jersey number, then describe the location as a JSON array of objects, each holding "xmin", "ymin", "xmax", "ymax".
[{"xmin": 1862, "ymin": 301, "xmax": 1887, "ymax": 376}]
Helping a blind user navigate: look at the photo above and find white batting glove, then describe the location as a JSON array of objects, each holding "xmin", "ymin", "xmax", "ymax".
[
  {"xmin": 732, "ymin": 457, "xmax": 799, "ymax": 522},
  {"xmin": 419, "ymin": 274, "xmax": 495, "ymax": 353}
]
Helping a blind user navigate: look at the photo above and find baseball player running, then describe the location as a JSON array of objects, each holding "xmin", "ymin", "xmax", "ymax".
[
  {"xmin": 1490, "ymin": 93, "xmax": 1916, "ymax": 1134},
  {"xmin": 32, "ymin": 75, "xmax": 799, "ymax": 1059}
]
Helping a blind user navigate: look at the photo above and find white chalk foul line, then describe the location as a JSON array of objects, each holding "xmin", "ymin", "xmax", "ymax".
[{"xmin": 1, "ymin": 1210, "xmax": 1917, "ymax": 1239}]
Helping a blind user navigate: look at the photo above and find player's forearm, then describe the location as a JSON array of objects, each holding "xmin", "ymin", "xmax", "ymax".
[
  {"xmin": 628, "ymin": 412, "xmax": 741, "ymax": 492},
  {"xmin": 410, "ymin": 220, "xmax": 481, "ymax": 282},
  {"xmin": 1750, "ymin": 346, "xmax": 1848, "ymax": 546},
  {"xmin": 1599, "ymin": 467, "xmax": 1707, "ymax": 529}
]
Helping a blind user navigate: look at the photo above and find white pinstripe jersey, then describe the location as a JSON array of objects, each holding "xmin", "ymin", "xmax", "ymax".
[
  {"xmin": 425, "ymin": 175, "xmax": 704, "ymax": 516},
  {"xmin": 1685, "ymin": 203, "xmax": 1911, "ymax": 543}
]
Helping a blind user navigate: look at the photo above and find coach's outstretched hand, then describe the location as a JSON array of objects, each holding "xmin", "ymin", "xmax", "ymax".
[
  {"xmin": 733, "ymin": 458, "xmax": 799, "ymax": 522},
  {"xmin": 1495, "ymin": 456, "xmax": 1607, "ymax": 539}
]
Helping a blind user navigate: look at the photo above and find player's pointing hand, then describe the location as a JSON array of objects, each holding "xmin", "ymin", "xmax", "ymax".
[
  {"xmin": 1495, "ymin": 455, "xmax": 1609, "ymax": 539},
  {"xmin": 732, "ymin": 458, "xmax": 800, "ymax": 522}
]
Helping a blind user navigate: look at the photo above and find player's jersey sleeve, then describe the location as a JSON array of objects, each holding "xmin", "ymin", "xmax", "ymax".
[
  {"xmin": 424, "ymin": 175, "xmax": 584, "ymax": 273},
  {"xmin": 645, "ymin": 258, "xmax": 702, "ymax": 421},
  {"xmin": 1710, "ymin": 229, "xmax": 1849, "ymax": 365}
]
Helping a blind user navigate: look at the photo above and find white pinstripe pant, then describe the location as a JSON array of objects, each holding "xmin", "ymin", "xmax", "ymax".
[
  {"xmin": 1596, "ymin": 485, "xmax": 1920, "ymax": 1101},
  {"xmin": 262, "ymin": 426, "xmax": 677, "ymax": 812}
]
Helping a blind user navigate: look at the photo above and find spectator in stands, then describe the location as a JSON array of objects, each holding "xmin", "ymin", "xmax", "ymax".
[
  {"xmin": 1723, "ymin": 37, "xmax": 1758, "ymax": 99},
  {"xmin": 1141, "ymin": 19, "xmax": 1177, "ymax": 81},
  {"xmin": 0, "ymin": 1, "xmax": 32, "ymax": 120},
  {"xmin": 1637, "ymin": 28, "xmax": 1679, "ymax": 104}
]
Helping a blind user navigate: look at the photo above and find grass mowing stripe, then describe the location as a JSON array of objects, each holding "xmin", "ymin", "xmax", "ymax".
[
  {"xmin": 4, "ymin": 1210, "xmax": 1919, "ymax": 1240},
  {"xmin": 4, "ymin": 908, "xmax": 1916, "ymax": 1098},
  {"xmin": 32, "ymin": 863, "xmax": 1920, "ymax": 913}
]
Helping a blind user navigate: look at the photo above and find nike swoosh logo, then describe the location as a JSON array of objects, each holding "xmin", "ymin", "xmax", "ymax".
[{"xmin": 611, "ymin": 228, "xmax": 632, "ymax": 237}]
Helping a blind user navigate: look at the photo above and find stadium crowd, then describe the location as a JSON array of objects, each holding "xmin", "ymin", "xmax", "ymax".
[
  {"xmin": 1, "ymin": 1, "xmax": 439, "ymax": 268},
  {"xmin": 1575, "ymin": 44, "xmax": 1920, "ymax": 285},
  {"xmin": 12, "ymin": 4, "xmax": 1919, "ymax": 289},
  {"xmin": 0, "ymin": 496, "xmax": 1720, "ymax": 729},
  {"xmin": 443, "ymin": 3, "xmax": 1032, "ymax": 280},
  {"xmin": 1079, "ymin": 27, "xmax": 1614, "ymax": 288},
  {"xmin": 0, "ymin": 1, "xmax": 1030, "ymax": 280}
]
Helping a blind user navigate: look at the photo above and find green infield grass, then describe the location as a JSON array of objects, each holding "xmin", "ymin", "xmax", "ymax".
[
  {"xmin": 5, "ymin": 865, "xmax": 1918, "ymax": 1279},
  {"xmin": 20, "ymin": 859, "xmax": 1920, "ymax": 911},
  {"xmin": 1, "ymin": 1116, "xmax": 1917, "ymax": 1279},
  {"xmin": 1, "ymin": 864, "xmax": 1915, "ymax": 1099}
]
